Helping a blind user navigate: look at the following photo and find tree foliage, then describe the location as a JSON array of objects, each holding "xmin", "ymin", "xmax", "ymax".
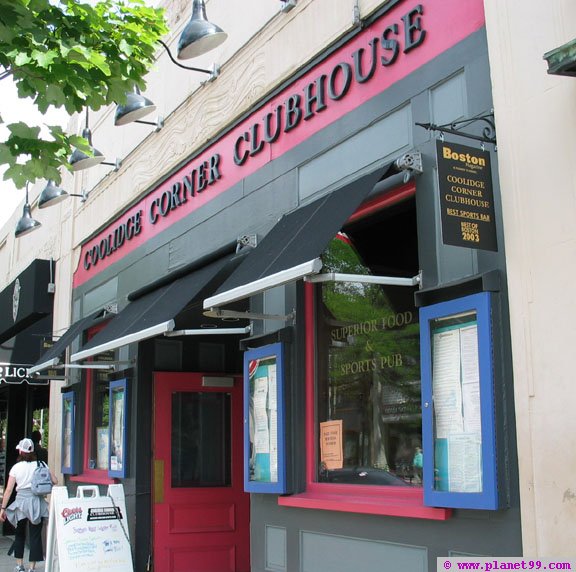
[{"xmin": 0, "ymin": 0, "xmax": 168, "ymax": 188}]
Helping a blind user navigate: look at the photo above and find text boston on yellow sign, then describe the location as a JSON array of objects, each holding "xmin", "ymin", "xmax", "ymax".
[{"xmin": 436, "ymin": 140, "xmax": 497, "ymax": 251}]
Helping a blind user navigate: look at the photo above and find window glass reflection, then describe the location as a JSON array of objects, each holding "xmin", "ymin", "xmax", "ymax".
[
  {"xmin": 171, "ymin": 392, "xmax": 231, "ymax": 487},
  {"xmin": 316, "ymin": 230, "xmax": 421, "ymax": 487}
]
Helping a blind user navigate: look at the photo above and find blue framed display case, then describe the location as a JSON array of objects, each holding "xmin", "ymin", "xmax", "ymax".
[
  {"xmin": 108, "ymin": 378, "xmax": 128, "ymax": 478},
  {"xmin": 61, "ymin": 391, "xmax": 76, "ymax": 474},
  {"xmin": 419, "ymin": 292, "xmax": 499, "ymax": 509},
  {"xmin": 243, "ymin": 342, "xmax": 288, "ymax": 493}
]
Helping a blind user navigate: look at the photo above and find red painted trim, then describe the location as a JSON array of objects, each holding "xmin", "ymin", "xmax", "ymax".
[
  {"xmin": 74, "ymin": 322, "xmax": 116, "ymax": 484},
  {"xmin": 73, "ymin": 0, "xmax": 486, "ymax": 288},
  {"xmin": 347, "ymin": 182, "xmax": 416, "ymax": 223},
  {"xmin": 289, "ymin": 283, "xmax": 451, "ymax": 520},
  {"xmin": 278, "ymin": 491, "xmax": 450, "ymax": 520},
  {"xmin": 304, "ymin": 282, "xmax": 316, "ymax": 486},
  {"xmin": 69, "ymin": 472, "xmax": 116, "ymax": 486}
]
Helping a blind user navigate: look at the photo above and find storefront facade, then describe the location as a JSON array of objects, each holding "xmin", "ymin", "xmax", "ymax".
[{"xmin": 24, "ymin": 0, "xmax": 522, "ymax": 569}]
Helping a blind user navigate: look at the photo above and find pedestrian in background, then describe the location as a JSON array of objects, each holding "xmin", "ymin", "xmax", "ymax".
[
  {"xmin": 0, "ymin": 438, "xmax": 57, "ymax": 572},
  {"xmin": 30, "ymin": 432, "xmax": 47, "ymax": 464}
]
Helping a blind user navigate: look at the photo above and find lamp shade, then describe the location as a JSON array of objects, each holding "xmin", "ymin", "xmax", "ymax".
[
  {"xmin": 38, "ymin": 180, "xmax": 69, "ymax": 208},
  {"xmin": 115, "ymin": 89, "xmax": 156, "ymax": 126},
  {"xmin": 69, "ymin": 127, "xmax": 105, "ymax": 171},
  {"xmin": 15, "ymin": 203, "xmax": 41, "ymax": 238},
  {"xmin": 177, "ymin": 0, "xmax": 227, "ymax": 60}
]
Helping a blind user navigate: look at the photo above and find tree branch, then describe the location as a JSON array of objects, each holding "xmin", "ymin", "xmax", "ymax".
[{"xmin": 0, "ymin": 68, "xmax": 12, "ymax": 81}]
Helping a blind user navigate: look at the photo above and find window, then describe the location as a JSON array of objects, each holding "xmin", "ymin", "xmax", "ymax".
[
  {"xmin": 172, "ymin": 392, "xmax": 231, "ymax": 487},
  {"xmin": 72, "ymin": 322, "xmax": 116, "ymax": 484},
  {"xmin": 91, "ymin": 369, "xmax": 110, "ymax": 471},
  {"xmin": 316, "ymin": 195, "xmax": 421, "ymax": 487},
  {"xmin": 61, "ymin": 391, "xmax": 76, "ymax": 474},
  {"xmin": 279, "ymin": 184, "xmax": 449, "ymax": 518},
  {"xmin": 109, "ymin": 379, "xmax": 128, "ymax": 478}
]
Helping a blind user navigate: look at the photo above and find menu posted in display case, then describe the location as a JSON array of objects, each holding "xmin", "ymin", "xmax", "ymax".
[
  {"xmin": 244, "ymin": 342, "xmax": 289, "ymax": 493},
  {"xmin": 420, "ymin": 292, "xmax": 499, "ymax": 510},
  {"xmin": 432, "ymin": 322, "xmax": 482, "ymax": 493}
]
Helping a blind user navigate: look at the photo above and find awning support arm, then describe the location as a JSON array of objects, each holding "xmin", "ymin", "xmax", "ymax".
[
  {"xmin": 28, "ymin": 361, "xmax": 133, "ymax": 376},
  {"xmin": 203, "ymin": 308, "xmax": 295, "ymax": 322},
  {"xmin": 166, "ymin": 326, "xmax": 252, "ymax": 337},
  {"xmin": 305, "ymin": 272, "xmax": 421, "ymax": 287}
]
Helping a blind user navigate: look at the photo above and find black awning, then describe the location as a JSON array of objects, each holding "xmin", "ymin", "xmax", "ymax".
[
  {"xmin": 203, "ymin": 167, "xmax": 389, "ymax": 309},
  {"xmin": 71, "ymin": 253, "xmax": 245, "ymax": 362},
  {"xmin": 0, "ymin": 259, "xmax": 54, "ymax": 345},
  {"xmin": 27, "ymin": 310, "xmax": 106, "ymax": 374}
]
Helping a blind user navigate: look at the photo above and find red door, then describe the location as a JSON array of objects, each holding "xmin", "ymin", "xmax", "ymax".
[{"xmin": 153, "ymin": 373, "xmax": 250, "ymax": 572}]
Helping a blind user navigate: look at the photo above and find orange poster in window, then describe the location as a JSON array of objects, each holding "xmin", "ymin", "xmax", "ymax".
[{"xmin": 320, "ymin": 420, "xmax": 343, "ymax": 470}]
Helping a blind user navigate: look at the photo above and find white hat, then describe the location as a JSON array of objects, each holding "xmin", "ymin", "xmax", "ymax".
[{"xmin": 16, "ymin": 438, "xmax": 34, "ymax": 453}]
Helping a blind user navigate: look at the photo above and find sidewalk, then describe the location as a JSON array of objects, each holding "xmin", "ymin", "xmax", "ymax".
[{"xmin": 0, "ymin": 535, "xmax": 45, "ymax": 572}]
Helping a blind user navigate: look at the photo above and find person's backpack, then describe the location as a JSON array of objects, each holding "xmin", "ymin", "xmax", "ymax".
[{"xmin": 31, "ymin": 461, "xmax": 52, "ymax": 496}]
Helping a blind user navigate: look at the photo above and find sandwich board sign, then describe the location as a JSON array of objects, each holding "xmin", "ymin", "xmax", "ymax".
[{"xmin": 46, "ymin": 485, "xmax": 133, "ymax": 572}]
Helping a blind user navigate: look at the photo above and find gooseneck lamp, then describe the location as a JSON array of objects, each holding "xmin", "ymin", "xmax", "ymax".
[
  {"xmin": 15, "ymin": 184, "xmax": 41, "ymax": 238},
  {"xmin": 69, "ymin": 109, "xmax": 106, "ymax": 171},
  {"xmin": 114, "ymin": 86, "xmax": 157, "ymax": 126},
  {"xmin": 114, "ymin": 1, "xmax": 227, "ymax": 126},
  {"xmin": 177, "ymin": 0, "xmax": 227, "ymax": 60},
  {"xmin": 38, "ymin": 180, "xmax": 69, "ymax": 209}
]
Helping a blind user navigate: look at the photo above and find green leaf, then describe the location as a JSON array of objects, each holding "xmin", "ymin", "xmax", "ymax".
[
  {"xmin": 0, "ymin": 144, "xmax": 14, "ymax": 164},
  {"xmin": 87, "ymin": 51, "xmax": 111, "ymax": 76},
  {"xmin": 45, "ymin": 84, "xmax": 66, "ymax": 106},
  {"xmin": 14, "ymin": 52, "xmax": 31, "ymax": 66},
  {"xmin": 7, "ymin": 122, "xmax": 41, "ymax": 139},
  {"xmin": 3, "ymin": 165, "xmax": 28, "ymax": 189},
  {"xmin": 31, "ymin": 49, "xmax": 57, "ymax": 68},
  {"xmin": 119, "ymin": 39, "xmax": 133, "ymax": 56}
]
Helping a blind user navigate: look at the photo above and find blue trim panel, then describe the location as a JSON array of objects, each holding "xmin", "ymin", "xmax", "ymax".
[
  {"xmin": 420, "ymin": 292, "xmax": 498, "ymax": 509},
  {"xmin": 243, "ymin": 342, "xmax": 287, "ymax": 493}
]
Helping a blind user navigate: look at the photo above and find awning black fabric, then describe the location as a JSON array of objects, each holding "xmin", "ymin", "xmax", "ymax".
[
  {"xmin": 28, "ymin": 310, "xmax": 106, "ymax": 374},
  {"xmin": 71, "ymin": 252, "xmax": 245, "ymax": 362},
  {"xmin": 204, "ymin": 167, "xmax": 389, "ymax": 309},
  {"xmin": 0, "ymin": 259, "xmax": 54, "ymax": 345}
]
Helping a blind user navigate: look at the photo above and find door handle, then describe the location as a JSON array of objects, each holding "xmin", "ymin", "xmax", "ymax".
[{"xmin": 154, "ymin": 459, "xmax": 164, "ymax": 504}]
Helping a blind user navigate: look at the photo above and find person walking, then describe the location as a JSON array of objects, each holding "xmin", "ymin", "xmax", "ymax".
[{"xmin": 0, "ymin": 438, "xmax": 57, "ymax": 572}]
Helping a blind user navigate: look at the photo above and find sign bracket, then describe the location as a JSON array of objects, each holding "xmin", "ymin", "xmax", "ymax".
[{"xmin": 416, "ymin": 111, "xmax": 497, "ymax": 146}]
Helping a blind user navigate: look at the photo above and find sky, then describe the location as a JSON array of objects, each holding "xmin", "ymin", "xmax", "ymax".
[{"xmin": 0, "ymin": 78, "xmax": 69, "ymax": 229}]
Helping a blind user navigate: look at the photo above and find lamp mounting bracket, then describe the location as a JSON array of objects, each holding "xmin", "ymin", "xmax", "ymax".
[
  {"xmin": 280, "ymin": 0, "xmax": 297, "ymax": 12},
  {"xmin": 158, "ymin": 40, "xmax": 220, "ymax": 81},
  {"xmin": 352, "ymin": 0, "xmax": 362, "ymax": 27},
  {"xmin": 100, "ymin": 158, "xmax": 123, "ymax": 171},
  {"xmin": 416, "ymin": 111, "xmax": 497, "ymax": 145},
  {"xmin": 134, "ymin": 115, "xmax": 164, "ymax": 132}
]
